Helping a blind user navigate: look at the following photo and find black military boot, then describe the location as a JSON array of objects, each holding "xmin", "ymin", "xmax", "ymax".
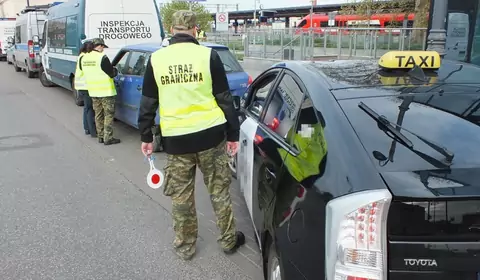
[
  {"xmin": 104, "ymin": 138, "xmax": 121, "ymax": 145},
  {"xmin": 98, "ymin": 138, "xmax": 104, "ymax": 144},
  {"xmin": 223, "ymin": 231, "xmax": 246, "ymax": 255}
]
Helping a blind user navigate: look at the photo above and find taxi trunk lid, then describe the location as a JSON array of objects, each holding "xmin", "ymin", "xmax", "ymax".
[{"xmin": 382, "ymin": 169, "xmax": 480, "ymax": 280}]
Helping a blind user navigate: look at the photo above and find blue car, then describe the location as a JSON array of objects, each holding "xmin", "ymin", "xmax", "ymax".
[{"xmin": 111, "ymin": 42, "xmax": 252, "ymax": 131}]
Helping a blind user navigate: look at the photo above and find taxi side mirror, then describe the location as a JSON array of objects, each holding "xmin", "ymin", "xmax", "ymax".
[{"xmin": 233, "ymin": 96, "xmax": 241, "ymax": 111}]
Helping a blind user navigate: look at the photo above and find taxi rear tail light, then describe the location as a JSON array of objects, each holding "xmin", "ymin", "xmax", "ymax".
[
  {"xmin": 325, "ymin": 189, "xmax": 391, "ymax": 280},
  {"xmin": 28, "ymin": 40, "xmax": 34, "ymax": 58}
]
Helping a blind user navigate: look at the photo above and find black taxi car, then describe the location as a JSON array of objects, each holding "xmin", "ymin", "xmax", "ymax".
[{"xmin": 232, "ymin": 51, "xmax": 480, "ymax": 280}]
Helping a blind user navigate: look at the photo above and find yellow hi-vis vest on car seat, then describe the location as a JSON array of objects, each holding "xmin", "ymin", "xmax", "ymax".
[
  {"xmin": 150, "ymin": 43, "xmax": 226, "ymax": 137},
  {"xmin": 74, "ymin": 52, "xmax": 87, "ymax": 91},
  {"xmin": 278, "ymin": 124, "xmax": 327, "ymax": 182},
  {"xmin": 81, "ymin": 51, "xmax": 116, "ymax": 98}
]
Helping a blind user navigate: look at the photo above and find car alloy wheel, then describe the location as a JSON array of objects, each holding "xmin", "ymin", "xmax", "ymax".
[{"xmin": 270, "ymin": 256, "xmax": 281, "ymax": 280}]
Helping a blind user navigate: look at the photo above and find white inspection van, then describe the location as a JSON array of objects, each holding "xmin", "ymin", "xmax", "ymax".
[
  {"xmin": 40, "ymin": 0, "xmax": 165, "ymax": 105},
  {"xmin": 12, "ymin": 5, "xmax": 51, "ymax": 78},
  {"xmin": 0, "ymin": 18, "xmax": 16, "ymax": 61}
]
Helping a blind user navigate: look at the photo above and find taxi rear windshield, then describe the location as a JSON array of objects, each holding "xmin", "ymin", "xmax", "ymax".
[{"xmin": 214, "ymin": 48, "xmax": 244, "ymax": 73}]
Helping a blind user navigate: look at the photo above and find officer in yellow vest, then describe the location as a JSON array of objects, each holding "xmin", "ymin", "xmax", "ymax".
[
  {"xmin": 75, "ymin": 39, "xmax": 96, "ymax": 137},
  {"xmin": 138, "ymin": 10, "xmax": 244, "ymax": 261},
  {"xmin": 80, "ymin": 38, "xmax": 120, "ymax": 145},
  {"xmin": 196, "ymin": 25, "xmax": 206, "ymax": 42}
]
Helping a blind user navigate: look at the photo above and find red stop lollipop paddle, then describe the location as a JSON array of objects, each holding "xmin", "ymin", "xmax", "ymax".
[{"xmin": 147, "ymin": 157, "xmax": 164, "ymax": 189}]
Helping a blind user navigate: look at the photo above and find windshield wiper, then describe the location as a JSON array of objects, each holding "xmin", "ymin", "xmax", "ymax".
[{"xmin": 358, "ymin": 102, "xmax": 454, "ymax": 165}]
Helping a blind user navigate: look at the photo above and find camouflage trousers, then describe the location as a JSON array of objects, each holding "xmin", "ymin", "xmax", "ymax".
[
  {"xmin": 163, "ymin": 140, "xmax": 237, "ymax": 259},
  {"xmin": 91, "ymin": 96, "xmax": 115, "ymax": 141}
]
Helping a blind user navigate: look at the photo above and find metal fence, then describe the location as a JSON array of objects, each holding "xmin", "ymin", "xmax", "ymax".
[{"xmin": 208, "ymin": 27, "xmax": 428, "ymax": 61}]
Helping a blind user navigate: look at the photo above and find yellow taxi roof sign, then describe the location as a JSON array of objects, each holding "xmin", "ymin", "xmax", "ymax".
[
  {"xmin": 378, "ymin": 51, "xmax": 441, "ymax": 70},
  {"xmin": 378, "ymin": 74, "xmax": 438, "ymax": 87}
]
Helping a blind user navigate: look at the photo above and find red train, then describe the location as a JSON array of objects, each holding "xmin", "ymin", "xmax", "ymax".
[{"xmin": 295, "ymin": 13, "xmax": 418, "ymax": 34}]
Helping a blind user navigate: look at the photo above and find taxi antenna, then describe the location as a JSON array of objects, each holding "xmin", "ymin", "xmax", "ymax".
[{"xmin": 407, "ymin": 65, "xmax": 427, "ymax": 82}]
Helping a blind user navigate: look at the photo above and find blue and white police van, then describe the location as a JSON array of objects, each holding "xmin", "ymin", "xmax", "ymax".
[{"xmin": 39, "ymin": 0, "xmax": 165, "ymax": 106}]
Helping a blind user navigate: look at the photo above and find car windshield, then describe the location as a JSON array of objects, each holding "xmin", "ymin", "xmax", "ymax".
[{"xmin": 214, "ymin": 48, "xmax": 243, "ymax": 73}]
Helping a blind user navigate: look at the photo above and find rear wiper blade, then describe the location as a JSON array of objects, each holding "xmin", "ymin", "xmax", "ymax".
[{"xmin": 358, "ymin": 102, "xmax": 454, "ymax": 164}]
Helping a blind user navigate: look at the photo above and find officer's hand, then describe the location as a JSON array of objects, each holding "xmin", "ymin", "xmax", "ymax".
[
  {"xmin": 141, "ymin": 142, "xmax": 154, "ymax": 157},
  {"xmin": 113, "ymin": 67, "xmax": 118, "ymax": 76},
  {"xmin": 226, "ymin": 141, "xmax": 239, "ymax": 156}
]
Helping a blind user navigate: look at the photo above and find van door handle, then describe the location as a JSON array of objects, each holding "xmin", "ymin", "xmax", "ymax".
[
  {"xmin": 242, "ymin": 139, "xmax": 247, "ymax": 145},
  {"xmin": 137, "ymin": 85, "xmax": 142, "ymax": 91}
]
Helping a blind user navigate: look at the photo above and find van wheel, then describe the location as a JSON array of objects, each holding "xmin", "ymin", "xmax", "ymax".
[
  {"xmin": 266, "ymin": 244, "xmax": 283, "ymax": 280},
  {"xmin": 71, "ymin": 79, "xmax": 84, "ymax": 106},
  {"xmin": 40, "ymin": 68, "xmax": 54, "ymax": 87},
  {"xmin": 13, "ymin": 60, "xmax": 21, "ymax": 72},
  {"xmin": 26, "ymin": 67, "xmax": 35, "ymax": 78}
]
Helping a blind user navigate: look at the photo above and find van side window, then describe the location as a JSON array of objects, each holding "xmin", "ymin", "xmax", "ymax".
[
  {"xmin": 15, "ymin": 26, "xmax": 21, "ymax": 43},
  {"xmin": 48, "ymin": 17, "xmax": 66, "ymax": 48},
  {"xmin": 124, "ymin": 52, "xmax": 148, "ymax": 76},
  {"xmin": 116, "ymin": 52, "xmax": 131, "ymax": 75},
  {"xmin": 65, "ymin": 16, "xmax": 77, "ymax": 48},
  {"xmin": 41, "ymin": 21, "xmax": 47, "ymax": 48}
]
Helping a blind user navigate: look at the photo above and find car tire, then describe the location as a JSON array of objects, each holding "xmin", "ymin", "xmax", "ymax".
[
  {"xmin": 266, "ymin": 243, "xmax": 283, "ymax": 280},
  {"xmin": 26, "ymin": 67, "xmax": 35, "ymax": 78},
  {"xmin": 7, "ymin": 60, "xmax": 12, "ymax": 65},
  {"xmin": 71, "ymin": 79, "xmax": 84, "ymax": 106},
  {"xmin": 39, "ymin": 68, "xmax": 54, "ymax": 87},
  {"xmin": 13, "ymin": 60, "xmax": 21, "ymax": 72},
  {"xmin": 228, "ymin": 153, "xmax": 237, "ymax": 179}
]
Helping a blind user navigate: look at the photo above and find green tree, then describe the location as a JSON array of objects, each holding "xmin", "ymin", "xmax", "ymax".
[{"xmin": 160, "ymin": 1, "xmax": 212, "ymax": 32}]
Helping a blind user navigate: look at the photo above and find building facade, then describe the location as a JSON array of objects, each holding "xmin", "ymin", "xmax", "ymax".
[{"xmin": 0, "ymin": 0, "xmax": 51, "ymax": 17}]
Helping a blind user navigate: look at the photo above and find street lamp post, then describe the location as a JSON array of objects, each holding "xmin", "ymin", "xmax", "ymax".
[
  {"xmin": 253, "ymin": 0, "xmax": 257, "ymax": 29},
  {"xmin": 426, "ymin": 0, "xmax": 448, "ymax": 56}
]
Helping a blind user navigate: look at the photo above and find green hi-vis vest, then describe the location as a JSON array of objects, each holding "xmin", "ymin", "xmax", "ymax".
[
  {"xmin": 279, "ymin": 124, "xmax": 327, "ymax": 182},
  {"xmin": 81, "ymin": 51, "xmax": 116, "ymax": 98},
  {"xmin": 150, "ymin": 43, "xmax": 226, "ymax": 137},
  {"xmin": 74, "ymin": 53, "xmax": 87, "ymax": 91}
]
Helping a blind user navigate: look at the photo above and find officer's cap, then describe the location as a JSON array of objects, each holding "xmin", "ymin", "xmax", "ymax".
[
  {"xmin": 92, "ymin": 37, "xmax": 109, "ymax": 48},
  {"xmin": 172, "ymin": 10, "xmax": 197, "ymax": 30}
]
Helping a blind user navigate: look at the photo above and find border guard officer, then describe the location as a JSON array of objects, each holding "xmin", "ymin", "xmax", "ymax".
[{"xmin": 138, "ymin": 10, "xmax": 245, "ymax": 260}]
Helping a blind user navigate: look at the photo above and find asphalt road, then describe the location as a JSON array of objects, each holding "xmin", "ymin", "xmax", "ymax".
[{"xmin": 0, "ymin": 62, "xmax": 263, "ymax": 280}]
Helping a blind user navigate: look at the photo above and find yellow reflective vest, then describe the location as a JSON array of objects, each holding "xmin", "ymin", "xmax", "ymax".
[
  {"xmin": 279, "ymin": 124, "xmax": 327, "ymax": 182},
  {"xmin": 81, "ymin": 51, "xmax": 116, "ymax": 98},
  {"xmin": 150, "ymin": 42, "xmax": 226, "ymax": 137},
  {"xmin": 197, "ymin": 30, "xmax": 206, "ymax": 41},
  {"xmin": 74, "ymin": 52, "xmax": 87, "ymax": 91}
]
